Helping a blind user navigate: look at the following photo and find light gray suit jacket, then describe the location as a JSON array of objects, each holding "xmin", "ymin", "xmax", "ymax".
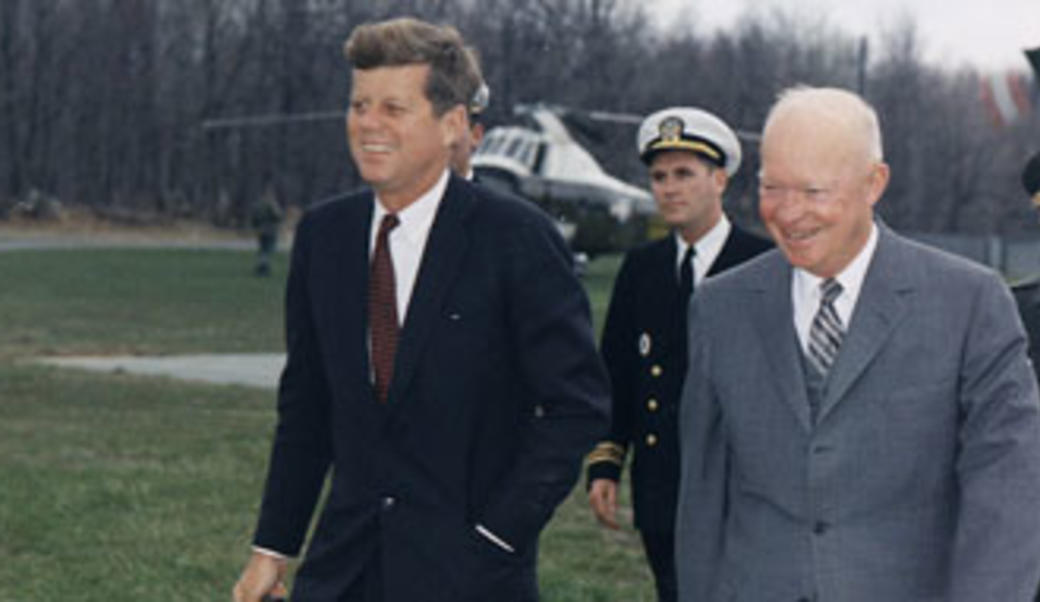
[{"xmin": 676, "ymin": 225, "xmax": 1040, "ymax": 602}]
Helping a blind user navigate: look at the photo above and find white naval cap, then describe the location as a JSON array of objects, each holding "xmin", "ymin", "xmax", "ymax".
[
  {"xmin": 469, "ymin": 82, "xmax": 490, "ymax": 116},
  {"xmin": 636, "ymin": 107, "xmax": 742, "ymax": 176}
]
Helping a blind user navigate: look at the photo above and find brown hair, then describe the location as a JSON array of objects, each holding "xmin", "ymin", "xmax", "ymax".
[{"xmin": 344, "ymin": 17, "xmax": 483, "ymax": 116}]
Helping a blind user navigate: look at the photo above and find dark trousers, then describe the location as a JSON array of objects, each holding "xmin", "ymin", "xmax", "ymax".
[{"xmin": 640, "ymin": 530, "xmax": 677, "ymax": 602}]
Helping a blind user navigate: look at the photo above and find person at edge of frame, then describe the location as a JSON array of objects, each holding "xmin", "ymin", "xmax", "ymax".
[
  {"xmin": 675, "ymin": 85, "xmax": 1040, "ymax": 602},
  {"xmin": 1012, "ymin": 150, "xmax": 1040, "ymax": 382}
]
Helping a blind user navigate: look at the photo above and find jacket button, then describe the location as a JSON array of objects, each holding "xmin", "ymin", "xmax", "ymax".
[
  {"xmin": 647, "ymin": 398, "xmax": 659, "ymax": 412},
  {"xmin": 645, "ymin": 433, "xmax": 658, "ymax": 447},
  {"xmin": 813, "ymin": 521, "xmax": 828, "ymax": 535},
  {"xmin": 650, "ymin": 365, "xmax": 663, "ymax": 377},
  {"xmin": 382, "ymin": 496, "xmax": 396, "ymax": 510}
]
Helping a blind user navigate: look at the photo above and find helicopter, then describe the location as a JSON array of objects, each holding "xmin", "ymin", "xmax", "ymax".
[
  {"xmin": 207, "ymin": 97, "xmax": 769, "ymax": 258},
  {"xmin": 203, "ymin": 102, "xmax": 667, "ymax": 258},
  {"xmin": 471, "ymin": 103, "xmax": 768, "ymax": 258},
  {"xmin": 471, "ymin": 104, "xmax": 661, "ymax": 258}
]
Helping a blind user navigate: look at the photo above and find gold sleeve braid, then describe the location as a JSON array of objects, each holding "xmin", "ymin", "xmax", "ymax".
[{"xmin": 586, "ymin": 441, "xmax": 627, "ymax": 466}]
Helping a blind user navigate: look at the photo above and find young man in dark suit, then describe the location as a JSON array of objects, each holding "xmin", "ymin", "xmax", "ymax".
[
  {"xmin": 232, "ymin": 17, "xmax": 610, "ymax": 602},
  {"xmin": 585, "ymin": 107, "xmax": 771, "ymax": 602}
]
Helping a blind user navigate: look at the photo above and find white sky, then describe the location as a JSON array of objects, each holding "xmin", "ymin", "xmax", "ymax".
[{"xmin": 646, "ymin": 0, "xmax": 1040, "ymax": 73}]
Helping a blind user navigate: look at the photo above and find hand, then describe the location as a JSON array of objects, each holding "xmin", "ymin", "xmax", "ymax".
[
  {"xmin": 587, "ymin": 478, "xmax": 620, "ymax": 529},
  {"xmin": 232, "ymin": 551, "xmax": 289, "ymax": 602}
]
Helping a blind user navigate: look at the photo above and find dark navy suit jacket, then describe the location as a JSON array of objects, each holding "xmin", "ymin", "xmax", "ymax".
[{"xmin": 253, "ymin": 174, "xmax": 610, "ymax": 602}]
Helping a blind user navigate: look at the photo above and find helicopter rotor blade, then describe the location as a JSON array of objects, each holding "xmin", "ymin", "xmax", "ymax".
[
  {"xmin": 527, "ymin": 105, "xmax": 761, "ymax": 143},
  {"xmin": 201, "ymin": 110, "xmax": 345, "ymax": 131}
]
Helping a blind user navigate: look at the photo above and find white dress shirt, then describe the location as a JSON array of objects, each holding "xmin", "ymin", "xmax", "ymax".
[
  {"xmin": 792, "ymin": 223, "xmax": 878, "ymax": 356},
  {"xmin": 255, "ymin": 170, "xmax": 514, "ymax": 560},
  {"xmin": 370, "ymin": 170, "xmax": 448, "ymax": 323},
  {"xmin": 675, "ymin": 214, "xmax": 732, "ymax": 285}
]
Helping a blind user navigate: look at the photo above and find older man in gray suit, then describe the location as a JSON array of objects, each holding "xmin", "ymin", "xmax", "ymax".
[{"xmin": 675, "ymin": 86, "xmax": 1040, "ymax": 602}]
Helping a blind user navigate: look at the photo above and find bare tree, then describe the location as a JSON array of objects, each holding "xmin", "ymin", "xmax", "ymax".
[{"xmin": 1, "ymin": 0, "xmax": 1033, "ymax": 237}]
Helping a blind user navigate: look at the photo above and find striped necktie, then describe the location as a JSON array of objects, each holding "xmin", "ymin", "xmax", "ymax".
[{"xmin": 807, "ymin": 278, "xmax": 844, "ymax": 376}]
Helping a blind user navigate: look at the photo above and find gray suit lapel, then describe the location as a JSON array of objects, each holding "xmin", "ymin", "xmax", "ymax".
[
  {"xmin": 751, "ymin": 255, "xmax": 813, "ymax": 433},
  {"xmin": 817, "ymin": 227, "xmax": 915, "ymax": 422}
]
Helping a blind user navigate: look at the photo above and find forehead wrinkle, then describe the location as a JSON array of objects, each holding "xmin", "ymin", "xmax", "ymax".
[{"xmin": 763, "ymin": 110, "xmax": 873, "ymax": 179}]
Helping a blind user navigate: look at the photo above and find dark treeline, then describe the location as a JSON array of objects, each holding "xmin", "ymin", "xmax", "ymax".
[{"xmin": 1, "ymin": 0, "xmax": 1037, "ymax": 233}]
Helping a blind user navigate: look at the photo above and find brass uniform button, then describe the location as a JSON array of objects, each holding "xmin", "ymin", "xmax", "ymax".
[
  {"xmin": 650, "ymin": 365, "xmax": 663, "ymax": 377},
  {"xmin": 646, "ymin": 433, "xmax": 658, "ymax": 447},
  {"xmin": 647, "ymin": 398, "xmax": 659, "ymax": 412}
]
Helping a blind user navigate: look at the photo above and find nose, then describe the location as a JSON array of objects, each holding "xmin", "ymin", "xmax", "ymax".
[
  {"xmin": 351, "ymin": 107, "xmax": 382, "ymax": 133},
  {"xmin": 775, "ymin": 196, "xmax": 807, "ymax": 224},
  {"xmin": 656, "ymin": 176, "xmax": 679, "ymax": 196},
  {"xmin": 762, "ymin": 190, "xmax": 805, "ymax": 224}
]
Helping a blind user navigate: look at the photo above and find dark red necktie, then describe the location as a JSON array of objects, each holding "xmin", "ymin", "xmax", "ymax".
[{"xmin": 369, "ymin": 213, "xmax": 400, "ymax": 403}]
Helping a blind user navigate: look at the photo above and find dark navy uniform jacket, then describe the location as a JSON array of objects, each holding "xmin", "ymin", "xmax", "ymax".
[
  {"xmin": 586, "ymin": 224, "xmax": 771, "ymax": 532},
  {"xmin": 1013, "ymin": 277, "xmax": 1040, "ymax": 383}
]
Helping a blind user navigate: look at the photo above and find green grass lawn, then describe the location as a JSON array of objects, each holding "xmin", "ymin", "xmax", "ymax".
[{"xmin": 0, "ymin": 248, "xmax": 654, "ymax": 601}]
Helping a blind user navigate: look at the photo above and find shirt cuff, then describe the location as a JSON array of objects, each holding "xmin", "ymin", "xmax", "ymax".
[
  {"xmin": 252, "ymin": 545, "xmax": 292, "ymax": 561},
  {"xmin": 474, "ymin": 523, "xmax": 515, "ymax": 553}
]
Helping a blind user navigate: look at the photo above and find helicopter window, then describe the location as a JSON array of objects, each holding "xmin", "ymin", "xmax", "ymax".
[
  {"xmin": 505, "ymin": 138, "xmax": 524, "ymax": 160},
  {"xmin": 532, "ymin": 143, "xmax": 547, "ymax": 174},
  {"xmin": 485, "ymin": 134, "xmax": 508, "ymax": 155},
  {"xmin": 519, "ymin": 140, "xmax": 537, "ymax": 168}
]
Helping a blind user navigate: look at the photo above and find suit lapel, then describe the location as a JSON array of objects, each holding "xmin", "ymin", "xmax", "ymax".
[
  {"xmin": 707, "ymin": 225, "xmax": 748, "ymax": 276},
  {"xmin": 350, "ymin": 198, "xmax": 376, "ymax": 391},
  {"xmin": 817, "ymin": 227, "xmax": 915, "ymax": 422},
  {"xmin": 313, "ymin": 193, "xmax": 374, "ymax": 397},
  {"xmin": 750, "ymin": 254, "xmax": 813, "ymax": 432},
  {"xmin": 656, "ymin": 236, "xmax": 683, "ymax": 356},
  {"xmin": 388, "ymin": 175, "xmax": 474, "ymax": 405}
]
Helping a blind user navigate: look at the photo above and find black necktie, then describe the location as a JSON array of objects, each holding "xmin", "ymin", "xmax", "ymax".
[
  {"xmin": 678, "ymin": 245, "xmax": 696, "ymax": 344},
  {"xmin": 369, "ymin": 213, "xmax": 400, "ymax": 403},
  {"xmin": 679, "ymin": 245, "xmax": 696, "ymax": 302}
]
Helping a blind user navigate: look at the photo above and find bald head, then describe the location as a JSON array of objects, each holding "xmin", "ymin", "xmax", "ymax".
[
  {"xmin": 763, "ymin": 86, "xmax": 883, "ymax": 169},
  {"xmin": 757, "ymin": 86, "xmax": 890, "ymax": 278}
]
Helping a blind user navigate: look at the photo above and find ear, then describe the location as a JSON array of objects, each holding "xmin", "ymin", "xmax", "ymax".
[
  {"xmin": 866, "ymin": 162, "xmax": 890, "ymax": 207},
  {"xmin": 713, "ymin": 167, "xmax": 729, "ymax": 192},
  {"xmin": 439, "ymin": 105, "xmax": 467, "ymax": 148}
]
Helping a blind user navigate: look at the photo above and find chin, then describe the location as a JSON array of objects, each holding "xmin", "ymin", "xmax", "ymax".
[
  {"xmin": 358, "ymin": 168, "xmax": 390, "ymax": 185},
  {"xmin": 780, "ymin": 248, "xmax": 815, "ymax": 270}
]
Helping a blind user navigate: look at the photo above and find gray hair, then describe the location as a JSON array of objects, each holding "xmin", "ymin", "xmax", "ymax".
[{"xmin": 764, "ymin": 86, "xmax": 884, "ymax": 162}]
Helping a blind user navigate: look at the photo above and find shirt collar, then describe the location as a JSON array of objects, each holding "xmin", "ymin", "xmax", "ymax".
[
  {"xmin": 793, "ymin": 221, "xmax": 878, "ymax": 308},
  {"xmin": 373, "ymin": 169, "xmax": 449, "ymax": 246},
  {"xmin": 675, "ymin": 214, "xmax": 731, "ymax": 270}
]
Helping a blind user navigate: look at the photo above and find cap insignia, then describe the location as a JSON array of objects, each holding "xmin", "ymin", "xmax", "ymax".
[{"xmin": 659, "ymin": 116, "xmax": 684, "ymax": 143}]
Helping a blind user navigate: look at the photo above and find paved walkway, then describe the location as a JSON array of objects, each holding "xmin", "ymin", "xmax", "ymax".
[
  {"xmin": 0, "ymin": 234, "xmax": 256, "ymax": 252},
  {"xmin": 35, "ymin": 353, "xmax": 285, "ymax": 389},
  {"xmin": 7, "ymin": 226, "xmax": 290, "ymax": 389}
]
